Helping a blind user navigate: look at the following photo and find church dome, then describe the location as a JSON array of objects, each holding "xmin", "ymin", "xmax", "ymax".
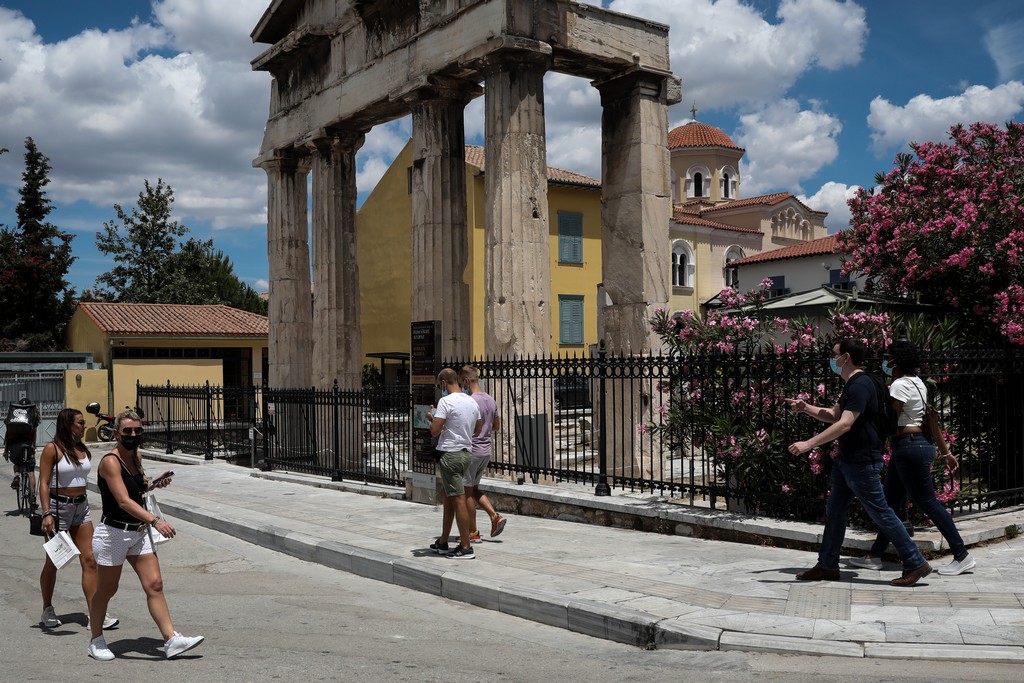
[{"xmin": 668, "ymin": 121, "xmax": 744, "ymax": 151}]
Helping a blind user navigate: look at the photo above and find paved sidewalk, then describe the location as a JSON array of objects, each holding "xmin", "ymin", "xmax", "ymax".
[{"xmin": 131, "ymin": 454, "xmax": 1024, "ymax": 662}]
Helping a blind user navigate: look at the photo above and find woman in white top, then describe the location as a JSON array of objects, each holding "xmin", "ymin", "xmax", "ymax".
[
  {"xmin": 37, "ymin": 408, "xmax": 119, "ymax": 630},
  {"xmin": 850, "ymin": 341, "xmax": 975, "ymax": 576}
]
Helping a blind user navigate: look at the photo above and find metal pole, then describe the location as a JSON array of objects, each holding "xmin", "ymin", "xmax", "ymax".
[
  {"xmin": 595, "ymin": 340, "xmax": 610, "ymax": 496},
  {"xmin": 165, "ymin": 380, "xmax": 173, "ymax": 455}
]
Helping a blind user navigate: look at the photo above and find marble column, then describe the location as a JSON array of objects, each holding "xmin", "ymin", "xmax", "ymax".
[
  {"xmin": 408, "ymin": 79, "xmax": 481, "ymax": 361},
  {"xmin": 595, "ymin": 69, "xmax": 681, "ymax": 483},
  {"xmin": 260, "ymin": 153, "xmax": 312, "ymax": 389},
  {"xmin": 482, "ymin": 48, "xmax": 553, "ymax": 358},
  {"xmin": 309, "ymin": 131, "xmax": 365, "ymax": 390},
  {"xmin": 596, "ymin": 69, "xmax": 680, "ymax": 355}
]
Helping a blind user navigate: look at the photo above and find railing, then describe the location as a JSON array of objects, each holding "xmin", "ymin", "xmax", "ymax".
[{"xmin": 138, "ymin": 346, "xmax": 1024, "ymax": 522}]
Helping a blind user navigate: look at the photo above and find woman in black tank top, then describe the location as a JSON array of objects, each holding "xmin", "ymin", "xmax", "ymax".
[{"xmin": 87, "ymin": 409, "xmax": 203, "ymax": 661}]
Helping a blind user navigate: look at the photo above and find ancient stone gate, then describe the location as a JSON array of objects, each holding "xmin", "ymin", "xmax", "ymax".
[{"xmin": 251, "ymin": 0, "xmax": 681, "ymax": 388}]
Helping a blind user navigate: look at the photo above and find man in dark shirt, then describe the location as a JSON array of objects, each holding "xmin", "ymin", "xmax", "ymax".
[{"xmin": 786, "ymin": 338, "xmax": 931, "ymax": 586}]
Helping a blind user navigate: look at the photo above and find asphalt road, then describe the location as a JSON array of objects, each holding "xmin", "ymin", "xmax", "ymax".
[{"xmin": 1, "ymin": 503, "xmax": 1021, "ymax": 682}]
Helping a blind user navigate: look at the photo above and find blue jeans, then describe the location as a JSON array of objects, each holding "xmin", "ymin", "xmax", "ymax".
[
  {"xmin": 869, "ymin": 434, "xmax": 967, "ymax": 560},
  {"xmin": 819, "ymin": 457, "xmax": 925, "ymax": 570}
]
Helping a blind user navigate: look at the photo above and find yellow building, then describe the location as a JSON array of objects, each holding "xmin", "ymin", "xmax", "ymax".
[
  {"xmin": 66, "ymin": 302, "xmax": 268, "ymax": 413},
  {"xmin": 358, "ymin": 143, "xmax": 603, "ymax": 366},
  {"xmin": 358, "ymin": 124, "xmax": 827, "ymax": 368}
]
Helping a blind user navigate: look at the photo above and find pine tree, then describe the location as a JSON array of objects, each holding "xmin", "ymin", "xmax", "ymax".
[{"xmin": 0, "ymin": 138, "xmax": 77, "ymax": 350}]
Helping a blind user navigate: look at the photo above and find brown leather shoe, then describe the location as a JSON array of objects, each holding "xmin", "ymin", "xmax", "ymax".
[
  {"xmin": 890, "ymin": 561, "xmax": 932, "ymax": 587},
  {"xmin": 796, "ymin": 565, "xmax": 840, "ymax": 581}
]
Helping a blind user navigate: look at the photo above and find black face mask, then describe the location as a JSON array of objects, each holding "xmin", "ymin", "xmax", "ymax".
[{"xmin": 121, "ymin": 435, "xmax": 143, "ymax": 451}]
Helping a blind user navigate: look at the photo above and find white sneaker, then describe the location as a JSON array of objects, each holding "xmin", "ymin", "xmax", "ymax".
[
  {"xmin": 937, "ymin": 553, "xmax": 976, "ymax": 576},
  {"xmin": 88, "ymin": 636, "xmax": 115, "ymax": 661},
  {"xmin": 88, "ymin": 614, "xmax": 120, "ymax": 630},
  {"xmin": 849, "ymin": 556, "xmax": 883, "ymax": 570},
  {"xmin": 165, "ymin": 631, "xmax": 204, "ymax": 659},
  {"xmin": 40, "ymin": 606, "xmax": 62, "ymax": 628}
]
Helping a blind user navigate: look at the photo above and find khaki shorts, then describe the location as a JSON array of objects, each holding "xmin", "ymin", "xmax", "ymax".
[{"xmin": 437, "ymin": 449, "xmax": 471, "ymax": 497}]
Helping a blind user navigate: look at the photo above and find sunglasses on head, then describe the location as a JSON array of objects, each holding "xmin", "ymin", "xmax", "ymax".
[{"xmin": 120, "ymin": 427, "xmax": 144, "ymax": 436}]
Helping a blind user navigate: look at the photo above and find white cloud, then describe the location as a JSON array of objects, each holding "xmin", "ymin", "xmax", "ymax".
[
  {"xmin": 610, "ymin": 0, "xmax": 867, "ymax": 109},
  {"xmin": 0, "ymin": 0, "xmax": 270, "ymax": 231},
  {"xmin": 734, "ymin": 99, "xmax": 842, "ymax": 194},
  {"xmin": 985, "ymin": 19, "xmax": 1024, "ymax": 83},
  {"xmin": 799, "ymin": 181, "xmax": 860, "ymax": 231},
  {"xmin": 868, "ymin": 81, "xmax": 1024, "ymax": 155}
]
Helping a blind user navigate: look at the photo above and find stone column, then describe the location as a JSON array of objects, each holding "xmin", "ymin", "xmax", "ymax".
[
  {"xmin": 260, "ymin": 153, "xmax": 312, "ymax": 389},
  {"xmin": 595, "ymin": 69, "xmax": 681, "ymax": 484},
  {"xmin": 309, "ymin": 130, "xmax": 365, "ymax": 390},
  {"xmin": 597, "ymin": 69, "xmax": 681, "ymax": 354},
  {"xmin": 482, "ymin": 47, "xmax": 553, "ymax": 358},
  {"xmin": 407, "ymin": 79, "xmax": 481, "ymax": 361}
]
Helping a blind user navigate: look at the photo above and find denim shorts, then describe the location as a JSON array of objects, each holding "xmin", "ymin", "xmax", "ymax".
[{"xmin": 50, "ymin": 496, "xmax": 91, "ymax": 530}]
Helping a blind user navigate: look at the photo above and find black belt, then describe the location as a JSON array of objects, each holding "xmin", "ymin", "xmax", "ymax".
[
  {"xmin": 101, "ymin": 516, "xmax": 147, "ymax": 532},
  {"xmin": 51, "ymin": 492, "xmax": 87, "ymax": 504}
]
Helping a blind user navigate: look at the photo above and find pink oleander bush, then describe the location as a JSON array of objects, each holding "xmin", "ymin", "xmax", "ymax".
[
  {"xmin": 839, "ymin": 121, "xmax": 1024, "ymax": 347},
  {"xmin": 648, "ymin": 280, "xmax": 963, "ymax": 522}
]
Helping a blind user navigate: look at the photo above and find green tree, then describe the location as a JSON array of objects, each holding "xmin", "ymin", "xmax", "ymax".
[
  {"xmin": 0, "ymin": 138, "xmax": 77, "ymax": 351},
  {"xmin": 94, "ymin": 178, "xmax": 189, "ymax": 302},
  {"xmin": 94, "ymin": 179, "xmax": 267, "ymax": 314}
]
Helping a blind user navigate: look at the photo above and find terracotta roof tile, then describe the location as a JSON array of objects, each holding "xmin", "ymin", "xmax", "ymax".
[
  {"xmin": 672, "ymin": 208, "xmax": 762, "ymax": 234},
  {"xmin": 728, "ymin": 234, "xmax": 841, "ymax": 266},
  {"xmin": 668, "ymin": 122, "xmax": 744, "ymax": 151},
  {"xmin": 78, "ymin": 302, "xmax": 268, "ymax": 337},
  {"xmin": 699, "ymin": 192, "xmax": 827, "ymax": 216},
  {"xmin": 464, "ymin": 145, "xmax": 600, "ymax": 188}
]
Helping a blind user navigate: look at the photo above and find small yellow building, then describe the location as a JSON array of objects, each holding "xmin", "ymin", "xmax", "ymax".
[
  {"xmin": 66, "ymin": 302, "xmax": 268, "ymax": 412},
  {"xmin": 357, "ymin": 123, "xmax": 827, "ymax": 368}
]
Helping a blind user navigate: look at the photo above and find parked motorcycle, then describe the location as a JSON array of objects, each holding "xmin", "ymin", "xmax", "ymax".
[
  {"xmin": 86, "ymin": 402, "xmax": 115, "ymax": 441},
  {"xmin": 86, "ymin": 403, "xmax": 147, "ymax": 442}
]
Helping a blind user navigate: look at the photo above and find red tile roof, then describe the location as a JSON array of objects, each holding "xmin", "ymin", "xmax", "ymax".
[
  {"xmin": 700, "ymin": 192, "xmax": 827, "ymax": 216},
  {"xmin": 672, "ymin": 209, "xmax": 762, "ymax": 234},
  {"xmin": 464, "ymin": 145, "xmax": 600, "ymax": 188},
  {"xmin": 78, "ymin": 302, "xmax": 268, "ymax": 337},
  {"xmin": 728, "ymin": 234, "xmax": 841, "ymax": 266},
  {"xmin": 668, "ymin": 122, "xmax": 744, "ymax": 151}
]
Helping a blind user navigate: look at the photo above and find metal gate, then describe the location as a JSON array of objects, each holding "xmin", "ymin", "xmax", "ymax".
[{"xmin": 0, "ymin": 372, "xmax": 65, "ymax": 445}]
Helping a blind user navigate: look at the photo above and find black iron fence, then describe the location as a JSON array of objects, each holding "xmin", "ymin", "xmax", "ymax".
[{"xmin": 137, "ymin": 347, "xmax": 1024, "ymax": 521}]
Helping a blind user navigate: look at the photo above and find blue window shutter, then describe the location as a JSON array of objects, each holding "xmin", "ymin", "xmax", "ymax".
[
  {"xmin": 558, "ymin": 212, "xmax": 583, "ymax": 263},
  {"xmin": 559, "ymin": 295, "xmax": 584, "ymax": 344}
]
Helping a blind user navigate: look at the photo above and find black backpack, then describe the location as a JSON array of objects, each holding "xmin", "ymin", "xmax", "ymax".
[{"xmin": 859, "ymin": 374, "xmax": 897, "ymax": 441}]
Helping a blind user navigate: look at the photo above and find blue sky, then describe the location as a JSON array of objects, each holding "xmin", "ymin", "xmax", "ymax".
[{"xmin": 1, "ymin": 0, "xmax": 1022, "ymax": 295}]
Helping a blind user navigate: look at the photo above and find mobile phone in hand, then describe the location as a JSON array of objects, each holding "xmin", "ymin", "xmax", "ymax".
[{"xmin": 149, "ymin": 471, "xmax": 174, "ymax": 490}]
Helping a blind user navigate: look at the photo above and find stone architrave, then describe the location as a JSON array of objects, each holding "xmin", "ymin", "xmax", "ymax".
[
  {"xmin": 309, "ymin": 130, "xmax": 365, "ymax": 391},
  {"xmin": 407, "ymin": 79, "xmax": 482, "ymax": 361},
  {"xmin": 482, "ymin": 45, "xmax": 553, "ymax": 359},
  {"xmin": 596, "ymin": 68, "xmax": 681, "ymax": 484},
  {"xmin": 260, "ymin": 154, "xmax": 312, "ymax": 390}
]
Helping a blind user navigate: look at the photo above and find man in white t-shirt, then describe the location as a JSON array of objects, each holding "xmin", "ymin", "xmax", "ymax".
[{"xmin": 429, "ymin": 368, "xmax": 482, "ymax": 560}]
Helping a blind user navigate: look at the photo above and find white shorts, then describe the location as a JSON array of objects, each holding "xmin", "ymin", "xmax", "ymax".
[
  {"xmin": 93, "ymin": 521, "xmax": 154, "ymax": 566},
  {"xmin": 464, "ymin": 455, "xmax": 491, "ymax": 487}
]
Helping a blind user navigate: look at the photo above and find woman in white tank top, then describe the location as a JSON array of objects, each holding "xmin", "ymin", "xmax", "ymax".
[{"xmin": 36, "ymin": 408, "xmax": 118, "ymax": 631}]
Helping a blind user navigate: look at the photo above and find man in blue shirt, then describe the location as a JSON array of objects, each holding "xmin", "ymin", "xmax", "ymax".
[{"xmin": 786, "ymin": 338, "xmax": 931, "ymax": 586}]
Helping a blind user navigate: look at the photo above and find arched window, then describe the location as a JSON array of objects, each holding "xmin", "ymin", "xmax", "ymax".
[
  {"xmin": 723, "ymin": 246, "xmax": 744, "ymax": 289},
  {"xmin": 720, "ymin": 166, "xmax": 739, "ymax": 200},
  {"xmin": 686, "ymin": 165, "xmax": 710, "ymax": 199},
  {"xmin": 722, "ymin": 172, "xmax": 730, "ymax": 198},
  {"xmin": 672, "ymin": 241, "xmax": 695, "ymax": 288}
]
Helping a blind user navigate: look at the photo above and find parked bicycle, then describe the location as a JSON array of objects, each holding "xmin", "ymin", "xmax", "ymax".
[{"xmin": 4, "ymin": 398, "xmax": 40, "ymax": 514}]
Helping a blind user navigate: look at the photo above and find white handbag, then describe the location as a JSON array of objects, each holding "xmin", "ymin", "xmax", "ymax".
[
  {"xmin": 43, "ymin": 531, "xmax": 81, "ymax": 569},
  {"xmin": 146, "ymin": 493, "xmax": 171, "ymax": 545}
]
